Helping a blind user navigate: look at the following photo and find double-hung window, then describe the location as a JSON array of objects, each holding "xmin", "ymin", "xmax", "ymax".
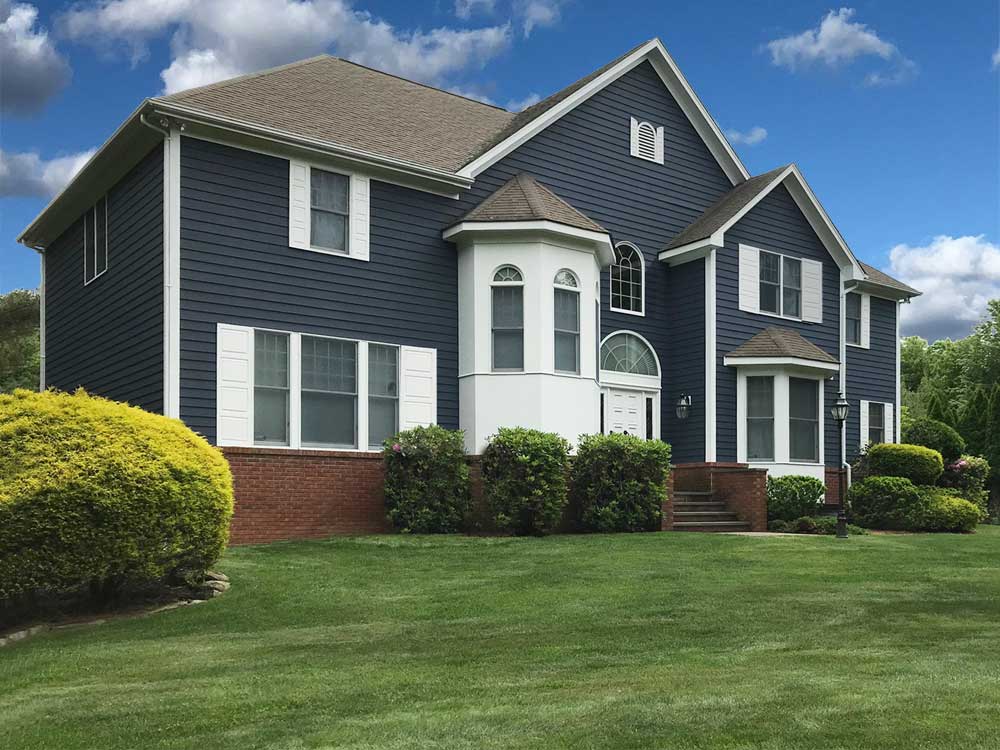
[
  {"xmin": 553, "ymin": 270, "xmax": 580, "ymax": 373},
  {"xmin": 746, "ymin": 376, "xmax": 774, "ymax": 461},
  {"xmin": 368, "ymin": 344, "xmax": 399, "ymax": 449},
  {"xmin": 301, "ymin": 336, "xmax": 357, "ymax": 448},
  {"xmin": 759, "ymin": 251, "xmax": 801, "ymax": 318},
  {"xmin": 492, "ymin": 265, "xmax": 524, "ymax": 370},
  {"xmin": 310, "ymin": 168, "xmax": 350, "ymax": 253},
  {"xmin": 846, "ymin": 292, "xmax": 862, "ymax": 345},
  {"xmin": 868, "ymin": 402, "xmax": 885, "ymax": 445},
  {"xmin": 254, "ymin": 331, "xmax": 290, "ymax": 445},
  {"xmin": 83, "ymin": 195, "xmax": 109, "ymax": 284},
  {"xmin": 789, "ymin": 377, "xmax": 819, "ymax": 462}
]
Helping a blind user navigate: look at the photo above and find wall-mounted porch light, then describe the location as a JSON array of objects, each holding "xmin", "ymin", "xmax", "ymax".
[{"xmin": 675, "ymin": 394, "xmax": 692, "ymax": 420}]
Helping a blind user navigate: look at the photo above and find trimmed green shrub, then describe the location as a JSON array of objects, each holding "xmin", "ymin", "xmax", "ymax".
[
  {"xmin": 847, "ymin": 476, "xmax": 924, "ymax": 530},
  {"xmin": 766, "ymin": 475, "xmax": 826, "ymax": 522},
  {"xmin": 768, "ymin": 516, "xmax": 867, "ymax": 536},
  {"xmin": 901, "ymin": 417, "xmax": 965, "ymax": 463},
  {"xmin": 383, "ymin": 425, "xmax": 470, "ymax": 533},
  {"xmin": 939, "ymin": 455, "xmax": 990, "ymax": 519},
  {"xmin": 0, "ymin": 389, "xmax": 233, "ymax": 601},
  {"xmin": 909, "ymin": 488, "xmax": 980, "ymax": 533},
  {"xmin": 867, "ymin": 443, "xmax": 944, "ymax": 486},
  {"xmin": 570, "ymin": 433, "xmax": 670, "ymax": 533},
  {"xmin": 481, "ymin": 427, "xmax": 570, "ymax": 535}
]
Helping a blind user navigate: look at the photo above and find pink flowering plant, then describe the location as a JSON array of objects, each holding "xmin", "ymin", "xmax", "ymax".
[{"xmin": 939, "ymin": 454, "xmax": 991, "ymax": 518}]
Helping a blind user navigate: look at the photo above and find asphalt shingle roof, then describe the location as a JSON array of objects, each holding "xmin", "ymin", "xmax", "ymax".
[
  {"xmin": 455, "ymin": 174, "xmax": 607, "ymax": 233},
  {"xmin": 859, "ymin": 261, "xmax": 920, "ymax": 296},
  {"xmin": 726, "ymin": 327, "xmax": 838, "ymax": 364}
]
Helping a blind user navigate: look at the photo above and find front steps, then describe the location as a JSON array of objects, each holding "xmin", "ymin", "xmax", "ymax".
[{"xmin": 672, "ymin": 490, "xmax": 750, "ymax": 532}]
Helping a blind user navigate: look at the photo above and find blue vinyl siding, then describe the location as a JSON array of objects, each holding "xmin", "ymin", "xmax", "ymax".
[
  {"xmin": 44, "ymin": 144, "xmax": 164, "ymax": 411},
  {"xmin": 664, "ymin": 258, "xmax": 705, "ymax": 462},
  {"xmin": 846, "ymin": 297, "xmax": 897, "ymax": 458},
  {"xmin": 717, "ymin": 184, "xmax": 842, "ymax": 467}
]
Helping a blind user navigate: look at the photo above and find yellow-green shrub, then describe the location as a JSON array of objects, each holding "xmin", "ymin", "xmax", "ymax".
[{"xmin": 0, "ymin": 389, "xmax": 234, "ymax": 600}]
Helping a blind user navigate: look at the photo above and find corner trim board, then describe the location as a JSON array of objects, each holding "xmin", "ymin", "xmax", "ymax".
[
  {"xmin": 164, "ymin": 129, "xmax": 181, "ymax": 418},
  {"xmin": 38, "ymin": 253, "xmax": 46, "ymax": 390},
  {"xmin": 705, "ymin": 248, "xmax": 717, "ymax": 462}
]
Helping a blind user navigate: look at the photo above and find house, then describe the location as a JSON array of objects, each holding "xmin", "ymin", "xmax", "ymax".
[{"xmin": 17, "ymin": 39, "xmax": 920, "ymax": 541}]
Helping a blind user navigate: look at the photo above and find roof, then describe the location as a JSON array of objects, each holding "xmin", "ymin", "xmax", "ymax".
[
  {"xmin": 454, "ymin": 174, "xmax": 607, "ymax": 233},
  {"xmin": 664, "ymin": 165, "xmax": 789, "ymax": 250},
  {"xmin": 858, "ymin": 261, "xmax": 920, "ymax": 296},
  {"xmin": 157, "ymin": 55, "xmax": 515, "ymax": 173},
  {"xmin": 726, "ymin": 327, "xmax": 839, "ymax": 364}
]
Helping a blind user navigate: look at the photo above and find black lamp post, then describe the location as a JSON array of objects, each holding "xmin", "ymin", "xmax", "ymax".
[{"xmin": 830, "ymin": 391, "xmax": 851, "ymax": 539}]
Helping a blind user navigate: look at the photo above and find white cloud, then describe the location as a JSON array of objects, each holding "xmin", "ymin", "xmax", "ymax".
[
  {"xmin": 992, "ymin": 47, "xmax": 1000, "ymax": 71},
  {"xmin": 888, "ymin": 234, "xmax": 1000, "ymax": 341},
  {"xmin": 56, "ymin": 0, "xmax": 512, "ymax": 94},
  {"xmin": 725, "ymin": 126, "xmax": 768, "ymax": 146},
  {"xmin": 0, "ymin": 1, "xmax": 71, "ymax": 116},
  {"xmin": 454, "ymin": 0, "xmax": 494, "ymax": 20},
  {"xmin": 518, "ymin": 0, "xmax": 562, "ymax": 37},
  {"xmin": 506, "ymin": 92, "xmax": 540, "ymax": 111},
  {"xmin": 0, "ymin": 148, "xmax": 96, "ymax": 198},
  {"xmin": 766, "ymin": 8, "xmax": 915, "ymax": 86}
]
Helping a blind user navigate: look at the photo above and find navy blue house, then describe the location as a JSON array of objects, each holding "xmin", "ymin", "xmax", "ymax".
[{"xmin": 18, "ymin": 39, "xmax": 919, "ymax": 527}]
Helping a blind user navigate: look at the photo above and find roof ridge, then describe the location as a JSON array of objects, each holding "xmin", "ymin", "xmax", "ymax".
[
  {"xmin": 159, "ymin": 55, "xmax": 334, "ymax": 100},
  {"xmin": 517, "ymin": 174, "xmax": 549, "ymax": 217}
]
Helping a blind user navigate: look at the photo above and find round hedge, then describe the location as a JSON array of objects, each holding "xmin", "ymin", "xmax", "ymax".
[
  {"xmin": 0, "ymin": 389, "xmax": 233, "ymax": 600},
  {"xmin": 901, "ymin": 417, "xmax": 965, "ymax": 464},
  {"xmin": 766, "ymin": 475, "xmax": 826, "ymax": 522},
  {"xmin": 866, "ymin": 443, "xmax": 944, "ymax": 486}
]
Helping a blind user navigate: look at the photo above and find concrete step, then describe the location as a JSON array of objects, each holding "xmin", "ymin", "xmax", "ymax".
[
  {"xmin": 673, "ymin": 520, "xmax": 752, "ymax": 532},
  {"xmin": 673, "ymin": 501, "xmax": 728, "ymax": 512},
  {"xmin": 674, "ymin": 511, "xmax": 743, "ymax": 523},
  {"xmin": 674, "ymin": 490, "xmax": 715, "ymax": 499}
]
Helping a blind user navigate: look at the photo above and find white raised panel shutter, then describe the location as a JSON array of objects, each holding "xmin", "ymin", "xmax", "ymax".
[
  {"xmin": 288, "ymin": 160, "xmax": 309, "ymax": 250},
  {"xmin": 629, "ymin": 117, "xmax": 640, "ymax": 157},
  {"xmin": 885, "ymin": 403, "xmax": 895, "ymax": 443},
  {"xmin": 860, "ymin": 294, "xmax": 871, "ymax": 348},
  {"xmin": 350, "ymin": 174, "xmax": 370, "ymax": 261},
  {"xmin": 859, "ymin": 399, "xmax": 869, "ymax": 451},
  {"xmin": 400, "ymin": 346, "xmax": 436, "ymax": 429},
  {"xmin": 217, "ymin": 324, "xmax": 253, "ymax": 446},
  {"xmin": 801, "ymin": 259, "xmax": 824, "ymax": 323},
  {"xmin": 739, "ymin": 245, "xmax": 759, "ymax": 313}
]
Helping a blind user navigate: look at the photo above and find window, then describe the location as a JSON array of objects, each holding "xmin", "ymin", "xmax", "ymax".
[
  {"xmin": 83, "ymin": 195, "xmax": 109, "ymax": 284},
  {"xmin": 310, "ymin": 168, "xmax": 349, "ymax": 253},
  {"xmin": 254, "ymin": 331, "xmax": 290, "ymax": 445},
  {"xmin": 600, "ymin": 332, "xmax": 658, "ymax": 376},
  {"xmin": 368, "ymin": 344, "xmax": 399, "ymax": 448},
  {"xmin": 301, "ymin": 336, "xmax": 357, "ymax": 448},
  {"xmin": 492, "ymin": 265, "xmax": 524, "ymax": 370},
  {"xmin": 629, "ymin": 117, "xmax": 664, "ymax": 164},
  {"xmin": 759, "ymin": 251, "xmax": 801, "ymax": 318},
  {"xmin": 746, "ymin": 376, "xmax": 774, "ymax": 461},
  {"xmin": 868, "ymin": 402, "xmax": 885, "ymax": 445},
  {"xmin": 789, "ymin": 377, "xmax": 819, "ymax": 462},
  {"xmin": 610, "ymin": 243, "xmax": 643, "ymax": 314},
  {"xmin": 846, "ymin": 292, "xmax": 862, "ymax": 345},
  {"xmin": 554, "ymin": 270, "xmax": 579, "ymax": 373}
]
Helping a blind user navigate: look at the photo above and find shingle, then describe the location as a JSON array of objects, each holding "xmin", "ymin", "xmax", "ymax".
[
  {"xmin": 859, "ymin": 261, "xmax": 920, "ymax": 296},
  {"xmin": 727, "ymin": 327, "xmax": 838, "ymax": 364},
  {"xmin": 664, "ymin": 165, "xmax": 789, "ymax": 250},
  {"xmin": 454, "ymin": 174, "xmax": 607, "ymax": 233}
]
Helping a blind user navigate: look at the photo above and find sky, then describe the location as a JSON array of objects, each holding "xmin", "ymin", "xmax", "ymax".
[{"xmin": 1, "ymin": 0, "xmax": 998, "ymax": 342}]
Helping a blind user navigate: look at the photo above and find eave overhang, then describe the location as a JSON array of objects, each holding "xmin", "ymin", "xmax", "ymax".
[
  {"xmin": 443, "ymin": 220, "xmax": 615, "ymax": 266},
  {"xmin": 723, "ymin": 355, "xmax": 841, "ymax": 376}
]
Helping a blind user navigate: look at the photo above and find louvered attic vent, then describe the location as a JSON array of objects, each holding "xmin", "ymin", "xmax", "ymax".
[{"xmin": 630, "ymin": 117, "xmax": 664, "ymax": 164}]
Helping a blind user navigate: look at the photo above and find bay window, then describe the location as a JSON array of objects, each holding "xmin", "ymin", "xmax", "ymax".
[{"xmin": 492, "ymin": 265, "xmax": 524, "ymax": 371}]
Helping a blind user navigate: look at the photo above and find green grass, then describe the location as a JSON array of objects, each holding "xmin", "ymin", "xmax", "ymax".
[{"xmin": 3, "ymin": 528, "xmax": 1000, "ymax": 749}]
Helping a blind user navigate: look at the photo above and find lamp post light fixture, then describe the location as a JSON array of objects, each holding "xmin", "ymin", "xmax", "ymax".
[
  {"xmin": 830, "ymin": 391, "xmax": 851, "ymax": 539},
  {"xmin": 675, "ymin": 394, "xmax": 692, "ymax": 420}
]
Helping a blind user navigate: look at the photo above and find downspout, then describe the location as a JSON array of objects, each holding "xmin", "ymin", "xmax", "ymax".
[{"xmin": 841, "ymin": 274, "xmax": 858, "ymax": 490}]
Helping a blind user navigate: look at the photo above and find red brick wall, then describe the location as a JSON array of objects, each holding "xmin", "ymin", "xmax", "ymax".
[
  {"xmin": 712, "ymin": 467, "xmax": 768, "ymax": 532},
  {"xmin": 223, "ymin": 447, "xmax": 388, "ymax": 544},
  {"xmin": 825, "ymin": 467, "xmax": 847, "ymax": 508},
  {"xmin": 661, "ymin": 467, "xmax": 675, "ymax": 531}
]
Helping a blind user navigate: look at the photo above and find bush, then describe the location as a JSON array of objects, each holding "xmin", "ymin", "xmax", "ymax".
[
  {"xmin": 768, "ymin": 516, "xmax": 867, "ymax": 536},
  {"xmin": 481, "ymin": 427, "xmax": 570, "ymax": 535},
  {"xmin": 569, "ymin": 433, "xmax": 670, "ymax": 533},
  {"xmin": 867, "ymin": 443, "xmax": 944, "ymax": 485},
  {"xmin": 383, "ymin": 425, "xmax": 470, "ymax": 533},
  {"xmin": 909, "ymin": 488, "xmax": 980, "ymax": 533},
  {"xmin": 939, "ymin": 455, "xmax": 990, "ymax": 518},
  {"xmin": 0, "ymin": 389, "xmax": 233, "ymax": 601},
  {"xmin": 847, "ymin": 476, "xmax": 924, "ymax": 530},
  {"xmin": 766, "ymin": 475, "xmax": 826, "ymax": 522},
  {"xmin": 901, "ymin": 417, "xmax": 966, "ymax": 463}
]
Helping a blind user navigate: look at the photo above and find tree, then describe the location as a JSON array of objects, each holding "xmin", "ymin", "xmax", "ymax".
[
  {"xmin": 924, "ymin": 387, "xmax": 957, "ymax": 428},
  {"xmin": 958, "ymin": 385, "xmax": 991, "ymax": 457},
  {"xmin": 900, "ymin": 336, "xmax": 929, "ymax": 392},
  {"xmin": 0, "ymin": 289, "xmax": 40, "ymax": 393}
]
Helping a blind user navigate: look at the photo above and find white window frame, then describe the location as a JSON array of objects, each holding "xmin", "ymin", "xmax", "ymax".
[
  {"xmin": 759, "ymin": 250, "xmax": 802, "ymax": 320},
  {"xmin": 736, "ymin": 368, "xmax": 826, "ymax": 466},
  {"xmin": 629, "ymin": 117, "xmax": 664, "ymax": 164},
  {"xmin": 308, "ymin": 167, "xmax": 351, "ymax": 255},
  {"xmin": 288, "ymin": 159, "xmax": 370, "ymax": 261},
  {"xmin": 553, "ymin": 269, "xmax": 580, "ymax": 374},
  {"xmin": 846, "ymin": 291, "xmax": 871, "ymax": 349},
  {"xmin": 299, "ymin": 333, "xmax": 360, "ymax": 449},
  {"xmin": 491, "ymin": 264, "xmax": 525, "ymax": 372},
  {"xmin": 83, "ymin": 195, "xmax": 109, "ymax": 286},
  {"xmin": 609, "ymin": 242, "xmax": 645, "ymax": 316}
]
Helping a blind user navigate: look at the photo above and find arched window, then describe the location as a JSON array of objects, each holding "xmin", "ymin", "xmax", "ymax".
[
  {"xmin": 600, "ymin": 332, "xmax": 658, "ymax": 376},
  {"xmin": 610, "ymin": 242, "xmax": 644, "ymax": 315},
  {"xmin": 492, "ymin": 265, "xmax": 524, "ymax": 370},
  {"xmin": 553, "ymin": 270, "xmax": 579, "ymax": 373}
]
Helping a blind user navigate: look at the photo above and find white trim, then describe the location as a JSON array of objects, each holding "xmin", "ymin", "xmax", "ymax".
[
  {"xmin": 164, "ymin": 129, "xmax": 182, "ymax": 418},
  {"xmin": 839, "ymin": 268, "xmax": 848, "ymax": 467},
  {"xmin": 598, "ymin": 329, "xmax": 662, "ymax": 389},
  {"xmin": 457, "ymin": 38, "xmax": 749, "ymax": 184},
  {"xmin": 859, "ymin": 399, "xmax": 870, "ymax": 452},
  {"xmin": 82, "ymin": 199, "xmax": 109, "ymax": 286},
  {"xmin": 609, "ymin": 241, "xmax": 645, "ymax": 316},
  {"xmin": 630, "ymin": 118, "xmax": 664, "ymax": 164},
  {"xmin": 896, "ymin": 300, "xmax": 902, "ymax": 444},
  {"xmin": 289, "ymin": 160, "xmax": 369, "ymax": 261},
  {"xmin": 444, "ymin": 220, "xmax": 614, "ymax": 265},
  {"xmin": 38, "ymin": 253, "xmax": 45, "ymax": 391},
  {"xmin": 724, "ymin": 355, "xmax": 840, "ymax": 374},
  {"xmin": 705, "ymin": 247, "xmax": 717, "ymax": 462},
  {"xmin": 860, "ymin": 293, "xmax": 871, "ymax": 349},
  {"xmin": 657, "ymin": 236, "xmax": 721, "ymax": 265}
]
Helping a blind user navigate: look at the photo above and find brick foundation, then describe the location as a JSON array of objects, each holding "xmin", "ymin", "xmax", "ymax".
[
  {"xmin": 660, "ymin": 468, "xmax": 675, "ymax": 531},
  {"xmin": 671, "ymin": 462, "xmax": 769, "ymax": 532},
  {"xmin": 824, "ymin": 466, "xmax": 848, "ymax": 509},
  {"xmin": 223, "ymin": 447, "xmax": 388, "ymax": 544}
]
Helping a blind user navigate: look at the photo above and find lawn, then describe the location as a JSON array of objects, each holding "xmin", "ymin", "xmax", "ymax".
[{"xmin": 3, "ymin": 528, "xmax": 1000, "ymax": 750}]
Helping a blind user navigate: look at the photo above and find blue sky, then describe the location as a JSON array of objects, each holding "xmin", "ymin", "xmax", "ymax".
[{"xmin": 2, "ymin": 0, "xmax": 998, "ymax": 340}]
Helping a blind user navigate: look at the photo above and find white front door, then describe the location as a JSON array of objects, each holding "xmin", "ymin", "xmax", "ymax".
[{"xmin": 603, "ymin": 388, "xmax": 646, "ymax": 438}]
